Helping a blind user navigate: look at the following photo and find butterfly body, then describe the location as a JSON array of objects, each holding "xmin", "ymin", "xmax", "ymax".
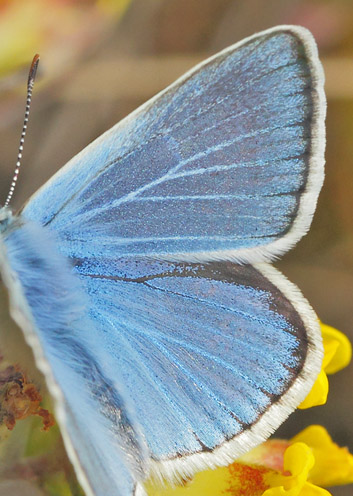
[{"xmin": 0, "ymin": 25, "xmax": 325, "ymax": 496}]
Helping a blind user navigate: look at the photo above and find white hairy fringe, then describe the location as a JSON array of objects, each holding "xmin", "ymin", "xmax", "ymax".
[{"xmin": 135, "ymin": 484, "xmax": 148, "ymax": 496}]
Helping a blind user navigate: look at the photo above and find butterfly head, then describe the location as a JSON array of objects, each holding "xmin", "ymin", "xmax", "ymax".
[{"xmin": 0, "ymin": 207, "xmax": 13, "ymax": 231}]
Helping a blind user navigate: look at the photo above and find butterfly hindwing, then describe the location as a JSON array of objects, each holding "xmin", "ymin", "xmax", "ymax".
[
  {"xmin": 0, "ymin": 219, "xmax": 148, "ymax": 496},
  {"xmin": 22, "ymin": 25, "xmax": 325, "ymax": 263},
  {"xmin": 0, "ymin": 221, "xmax": 322, "ymax": 486},
  {"xmin": 74, "ymin": 256, "xmax": 321, "ymax": 481}
]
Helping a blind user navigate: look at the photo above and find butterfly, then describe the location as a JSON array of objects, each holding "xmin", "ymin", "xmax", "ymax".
[{"xmin": 0, "ymin": 25, "xmax": 326, "ymax": 496}]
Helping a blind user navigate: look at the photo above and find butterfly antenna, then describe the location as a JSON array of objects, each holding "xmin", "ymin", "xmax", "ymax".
[{"xmin": 4, "ymin": 54, "xmax": 40, "ymax": 207}]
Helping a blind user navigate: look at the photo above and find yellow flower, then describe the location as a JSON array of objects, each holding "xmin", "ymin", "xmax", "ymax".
[
  {"xmin": 299, "ymin": 322, "xmax": 352, "ymax": 409},
  {"xmin": 291, "ymin": 425, "xmax": 353, "ymax": 488},
  {"xmin": 320, "ymin": 323, "xmax": 352, "ymax": 375},
  {"xmin": 261, "ymin": 442, "xmax": 329, "ymax": 496},
  {"xmin": 146, "ymin": 426, "xmax": 353, "ymax": 496}
]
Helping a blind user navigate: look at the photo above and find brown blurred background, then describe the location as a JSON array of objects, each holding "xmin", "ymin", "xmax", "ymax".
[{"xmin": 0, "ymin": 1, "xmax": 352, "ymax": 495}]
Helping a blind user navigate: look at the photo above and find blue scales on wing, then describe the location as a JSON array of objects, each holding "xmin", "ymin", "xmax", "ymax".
[
  {"xmin": 12, "ymin": 26, "xmax": 325, "ymax": 491},
  {"xmin": 22, "ymin": 27, "xmax": 325, "ymax": 262}
]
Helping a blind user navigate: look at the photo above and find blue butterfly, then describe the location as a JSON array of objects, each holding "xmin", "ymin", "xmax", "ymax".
[{"xmin": 0, "ymin": 25, "xmax": 325, "ymax": 496}]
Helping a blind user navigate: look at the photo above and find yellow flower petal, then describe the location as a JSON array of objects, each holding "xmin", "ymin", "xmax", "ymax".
[
  {"xmin": 262, "ymin": 487, "xmax": 287, "ymax": 495},
  {"xmin": 145, "ymin": 463, "xmax": 271, "ymax": 496},
  {"xmin": 284, "ymin": 443, "xmax": 314, "ymax": 479},
  {"xmin": 321, "ymin": 323, "xmax": 352, "ymax": 374},
  {"xmin": 263, "ymin": 442, "xmax": 314, "ymax": 495},
  {"xmin": 298, "ymin": 482, "xmax": 332, "ymax": 495},
  {"xmin": 291, "ymin": 425, "xmax": 353, "ymax": 487},
  {"xmin": 298, "ymin": 369, "xmax": 328, "ymax": 409},
  {"xmin": 299, "ymin": 322, "xmax": 351, "ymax": 409}
]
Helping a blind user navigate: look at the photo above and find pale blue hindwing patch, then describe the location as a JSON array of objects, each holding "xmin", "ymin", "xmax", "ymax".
[
  {"xmin": 74, "ymin": 256, "xmax": 311, "ymax": 464},
  {"xmin": 22, "ymin": 27, "xmax": 325, "ymax": 262},
  {"xmin": 1, "ymin": 219, "xmax": 148, "ymax": 496}
]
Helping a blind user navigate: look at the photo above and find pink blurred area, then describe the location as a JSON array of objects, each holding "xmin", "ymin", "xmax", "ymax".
[{"xmin": 0, "ymin": 1, "xmax": 352, "ymax": 495}]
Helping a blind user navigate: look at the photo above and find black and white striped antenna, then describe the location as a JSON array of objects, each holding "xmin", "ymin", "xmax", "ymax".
[{"xmin": 4, "ymin": 54, "xmax": 40, "ymax": 207}]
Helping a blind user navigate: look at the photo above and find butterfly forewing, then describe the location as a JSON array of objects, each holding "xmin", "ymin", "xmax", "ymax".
[{"xmin": 22, "ymin": 26, "xmax": 325, "ymax": 264}]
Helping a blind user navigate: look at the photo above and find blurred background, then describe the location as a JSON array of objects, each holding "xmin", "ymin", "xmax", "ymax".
[{"xmin": 0, "ymin": 1, "xmax": 352, "ymax": 495}]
